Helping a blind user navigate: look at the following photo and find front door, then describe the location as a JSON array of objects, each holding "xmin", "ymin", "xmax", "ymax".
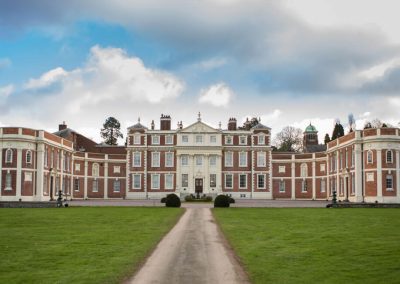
[{"xmin": 195, "ymin": 178, "xmax": 203, "ymax": 194}]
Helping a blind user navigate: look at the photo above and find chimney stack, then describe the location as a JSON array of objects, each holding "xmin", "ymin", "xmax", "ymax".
[
  {"xmin": 59, "ymin": 121, "xmax": 67, "ymax": 131},
  {"xmin": 228, "ymin": 117, "xmax": 237, "ymax": 130},
  {"xmin": 151, "ymin": 120, "xmax": 155, "ymax": 130},
  {"xmin": 160, "ymin": 114, "xmax": 171, "ymax": 130}
]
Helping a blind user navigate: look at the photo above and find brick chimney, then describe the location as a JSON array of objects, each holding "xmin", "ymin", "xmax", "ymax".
[
  {"xmin": 59, "ymin": 121, "xmax": 67, "ymax": 131},
  {"xmin": 228, "ymin": 118, "xmax": 237, "ymax": 130},
  {"xmin": 160, "ymin": 114, "xmax": 171, "ymax": 130}
]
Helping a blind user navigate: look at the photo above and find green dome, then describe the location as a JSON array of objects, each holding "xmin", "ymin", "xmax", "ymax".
[{"xmin": 305, "ymin": 123, "xmax": 317, "ymax": 132}]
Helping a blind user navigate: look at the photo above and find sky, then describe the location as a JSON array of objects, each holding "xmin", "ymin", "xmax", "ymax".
[{"xmin": 1, "ymin": 0, "xmax": 400, "ymax": 144}]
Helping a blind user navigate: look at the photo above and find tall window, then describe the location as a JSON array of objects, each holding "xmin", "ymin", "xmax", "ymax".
[
  {"xmin": 5, "ymin": 149, "xmax": 12, "ymax": 163},
  {"xmin": 279, "ymin": 180, "xmax": 285, "ymax": 192},
  {"xmin": 209, "ymin": 155, "xmax": 217, "ymax": 166},
  {"xmin": 258, "ymin": 135, "xmax": 265, "ymax": 145},
  {"xmin": 257, "ymin": 152, "xmax": 266, "ymax": 167},
  {"xmin": 301, "ymin": 180, "xmax": 308, "ymax": 192},
  {"xmin": 210, "ymin": 174, "xmax": 217, "ymax": 187},
  {"xmin": 351, "ymin": 174, "xmax": 355, "ymax": 194},
  {"xmin": 113, "ymin": 180, "xmax": 120, "ymax": 192},
  {"xmin": 239, "ymin": 174, "xmax": 247, "ymax": 188},
  {"xmin": 133, "ymin": 134, "xmax": 141, "ymax": 145},
  {"xmin": 195, "ymin": 155, "xmax": 203, "ymax": 166},
  {"xmin": 339, "ymin": 151, "xmax": 343, "ymax": 169},
  {"xmin": 225, "ymin": 174, "xmax": 233, "ymax": 188},
  {"xmin": 345, "ymin": 150, "xmax": 348, "ymax": 168},
  {"xmin": 151, "ymin": 174, "xmax": 160, "ymax": 189},
  {"xmin": 367, "ymin": 150, "xmax": 373, "ymax": 164},
  {"xmin": 92, "ymin": 179, "xmax": 98, "ymax": 192},
  {"xmin": 182, "ymin": 174, "xmax": 188, "ymax": 187},
  {"xmin": 321, "ymin": 179, "xmax": 326, "ymax": 193},
  {"xmin": 51, "ymin": 150, "xmax": 54, "ymax": 168},
  {"xmin": 152, "ymin": 152, "xmax": 160, "ymax": 167},
  {"xmin": 239, "ymin": 152, "xmax": 247, "ymax": 167},
  {"xmin": 5, "ymin": 172, "xmax": 12, "ymax": 189},
  {"xmin": 44, "ymin": 147, "xmax": 48, "ymax": 167},
  {"xmin": 133, "ymin": 174, "xmax": 141, "ymax": 189},
  {"xmin": 386, "ymin": 175, "xmax": 393, "ymax": 190},
  {"xmin": 74, "ymin": 178, "xmax": 80, "ymax": 191},
  {"xmin": 152, "ymin": 135, "xmax": 160, "ymax": 145},
  {"xmin": 181, "ymin": 155, "xmax": 189, "ymax": 166},
  {"xmin": 386, "ymin": 150, "xmax": 393, "ymax": 163},
  {"xmin": 225, "ymin": 152, "xmax": 233, "ymax": 167},
  {"xmin": 257, "ymin": 174, "xmax": 265, "ymax": 189},
  {"xmin": 165, "ymin": 174, "xmax": 174, "ymax": 189},
  {"xmin": 165, "ymin": 135, "xmax": 173, "ymax": 145},
  {"xmin": 92, "ymin": 163, "xmax": 99, "ymax": 177},
  {"xmin": 300, "ymin": 163, "xmax": 308, "ymax": 177},
  {"xmin": 352, "ymin": 149, "xmax": 355, "ymax": 167},
  {"xmin": 165, "ymin": 152, "xmax": 174, "ymax": 167},
  {"xmin": 26, "ymin": 150, "xmax": 32, "ymax": 164}
]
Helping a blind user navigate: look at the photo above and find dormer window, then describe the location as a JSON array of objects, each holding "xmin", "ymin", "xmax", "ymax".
[
  {"xmin": 133, "ymin": 134, "xmax": 141, "ymax": 145},
  {"xmin": 258, "ymin": 135, "xmax": 265, "ymax": 145}
]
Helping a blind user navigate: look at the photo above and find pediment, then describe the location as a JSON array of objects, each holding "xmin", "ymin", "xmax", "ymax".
[{"xmin": 180, "ymin": 121, "xmax": 220, "ymax": 133}]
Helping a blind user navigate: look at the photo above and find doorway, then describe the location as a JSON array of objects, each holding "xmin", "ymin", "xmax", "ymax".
[{"xmin": 195, "ymin": 178, "xmax": 203, "ymax": 195}]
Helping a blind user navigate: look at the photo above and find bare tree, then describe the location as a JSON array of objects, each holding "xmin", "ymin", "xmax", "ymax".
[
  {"xmin": 274, "ymin": 126, "xmax": 303, "ymax": 152},
  {"xmin": 348, "ymin": 113, "xmax": 355, "ymax": 132}
]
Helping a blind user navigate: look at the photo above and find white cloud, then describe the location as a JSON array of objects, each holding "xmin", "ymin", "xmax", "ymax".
[
  {"xmin": 193, "ymin": 57, "xmax": 228, "ymax": 70},
  {"xmin": 0, "ymin": 84, "xmax": 13, "ymax": 104},
  {"xmin": 199, "ymin": 83, "xmax": 233, "ymax": 107},
  {"xmin": 25, "ymin": 67, "xmax": 68, "ymax": 89}
]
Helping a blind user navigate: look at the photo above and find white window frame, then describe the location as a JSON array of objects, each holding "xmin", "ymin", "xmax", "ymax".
[
  {"xmin": 165, "ymin": 152, "xmax": 174, "ymax": 167},
  {"xmin": 113, "ymin": 179, "xmax": 121, "ymax": 192},
  {"xmin": 75, "ymin": 163, "xmax": 80, "ymax": 172},
  {"xmin": 366, "ymin": 172, "xmax": 374, "ymax": 182},
  {"xmin": 351, "ymin": 149, "xmax": 355, "ymax": 167},
  {"xmin": 24, "ymin": 172, "xmax": 32, "ymax": 182},
  {"xmin": 92, "ymin": 179, "xmax": 98, "ymax": 192},
  {"xmin": 165, "ymin": 135, "xmax": 173, "ymax": 145},
  {"xmin": 26, "ymin": 150, "xmax": 32, "ymax": 164},
  {"xmin": 182, "ymin": 135, "xmax": 189, "ymax": 143},
  {"xmin": 279, "ymin": 180, "xmax": 285, "ymax": 192},
  {"xmin": 279, "ymin": 166, "xmax": 286, "ymax": 173},
  {"xmin": 225, "ymin": 174, "xmax": 233, "ymax": 189},
  {"xmin": 386, "ymin": 175, "xmax": 393, "ymax": 190},
  {"xmin": 225, "ymin": 152, "xmax": 233, "ymax": 167},
  {"xmin": 74, "ymin": 178, "xmax": 80, "ymax": 191},
  {"xmin": 209, "ymin": 155, "xmax": 217, "ymax": 166},
  {"xmin": 210, "ymin": 174, "xmax": 217, "ymax": 187},
  {"xmin": 133, "ymin": 174, "xmax": 141, "ymax": 189},
  {"xmin": 301, "ymin": 180, "xmax": 308, "ymax": 192},
  {"xmin": 210, "ymin": 135, "xmax": 217, "ymax": 143},
  {"xmin": 181, "ymin": 155, "xmax": 189, "ymax": 166},
  {"xmin": 195, "ymin": 155, "xmax": 203, "ymax": 166},
  {"xmin": 367, "ymin": 150, "xmax": 373, "ymax": 164},
  {"xmin": 258, "ymin": 134, "xmax": 265, "ymax": 145},
  {"xmin": 182, "ymin": 174, "xmax": 189, "ymax": 187},
  {"xmin": 165, "ymin": 174, "xmax": 174, "ymax": 189},
  {"xmin": 239, "ymin": 136, "xmax": 247, "ymax": 145},
  {"xmin": 5, "ymin": 148, "xmax": 12, "ymax": 163},
  {"xmin": 151, "ymin": 174, "xmax": 160, "ymax": 190},
  {"xmin": 345, "ymin": 150, "xmax": 348, "ymax": 168},
  {"xmin": 321, "ymin": 179, "xmax": 326, "ymax": 193},
  {"xmin": 257, "ymin": 152, "xmax": 266, "ymax": 167},
  {"xmin": 151, "ymin": 152, "xmax": 160, "ymax": 167},
  {"xmin": 92, "ymin": 163, "xmax": 99, "ymax": 177},
  {"xmin": 5, "ymin": 172, "xmax": 12, "ymax": 190},
  {"xmin": 195, "ymin": 135, "xmax": 203, "ymax": 144},
  {"xmin": 257, "ymin": 174, "xmax": 266, "ymax": 189},
  {"xmin": 133, "ymin": 134, "xmax": 141, "ymax": 145},
  {"xmin": 44, "ymin": 147, "xmax": 48, "ymax": 167},
  {"xmin": 320, "ymin": 164, "xmax": 325, "ymax": 172},
  {"xmin": 301, "ymin": 163, "xmax": 308, "ymax": 177},
  {"xmin": 239, "ymin": 152, "xmax": 247, "ymax": 167},
  {"xmin": 152, "ymin": 135, "xmax": 160, "ymax": 145},
  {"xmin": 239, "ymin": 174, "xmax": 247, "ymax": 189},
  {"xmin": 386, "ymin": 150, "xmax": 393, "ymax": 164},
  {"xmin": 113, "ymin": 166, "xmax": 121, "ymax": 173},
  {"xmin": 225, "ymin": 136, "xmax": 233, "ymax": 145}
]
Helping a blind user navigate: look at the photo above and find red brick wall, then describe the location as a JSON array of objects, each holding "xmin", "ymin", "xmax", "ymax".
[
  {"xmin": 21, "ymin": 171, "xmax": 34, "ymax": 196},
  {"xmin": 380, "ymin": 128, "xmax": 396, "ymax": 135},
  {"xmin": 22, "ymin": 128, "xmax": 36, "ymax": 136},
  {"xmin": 22, "ymin": 149, "xmax": 35, "ymax": 169},
  {"xmin": 3, "ymin": 127, "xmax": 19, "ymax": 134},
  {"xmin": 295, "ymin": 178, "xmax": 312, "ymax": 198},
  {"xmin": 272, "ymin": 179, "xmax": 291, "ymax": 198},
  {"xmin": 1, "ymin": 170, "xmax": 17, "ymax": 196},
  {"xmin": 382, "ymin": 149, "xmax": 396, "ymax": 169},
  {"xmin": 72, "ymin": 177, "xmax": 84, "ymax": 198},
  {"xmin": 364, "ymin": 150, "xmax": 377, "ymax": 169},
  {"xmin": 382, "ymin": 171, "xmax": 396, "ymax": 196},
  {"xmin": 87, "ymin": 178, "xmax": 104, "ymax": 198},
  {"xmin": 2, "ymin": 148, "xmax": 17, "ymax": 168},
  {"xmin": 365, "ymin": 172, "xmax": 377, "ymax": 196},
  {"xmin": 107, "ymin": 178, "xmax": 126, "ymax": 198},
  {"xmin": 129, "ymin": 173, "xmax": 144, "ymax": 192}
]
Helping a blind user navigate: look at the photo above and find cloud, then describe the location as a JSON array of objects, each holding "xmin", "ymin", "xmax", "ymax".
[
  {"xmin": 25, "ymin": 67, "xmax": 68, "ymax": 90},
  {"xmin": 199, "ymin": 83, "xmax": 233, "ymax": 107},
  {"xmin": 0, "ymin": 85, "xmax": 13, "ymax": 104},
  {"xmin": 193, "ymin": 57, "xmax": 228, "ymax": 70}
]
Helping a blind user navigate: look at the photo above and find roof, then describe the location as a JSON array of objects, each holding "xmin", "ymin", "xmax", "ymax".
[
  {"xmin": 304, "ymin": 144, "xmax": 327, "ymax": 153},
  {"xmin": 305, "ymin": 123, "xmax": 317, "ymax": 133},
  {"xmin": 128, "ymin": 118, "xmax": 147, "ymax": 130},
  {"xmin": 251, "ymin": 123, "xmax": 271, "ymax": 130}
]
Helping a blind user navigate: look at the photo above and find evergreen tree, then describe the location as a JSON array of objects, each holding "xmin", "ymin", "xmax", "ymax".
[
  {"xmin": 324, "ymin": 133, "xmax": 330, "ymax": 145},
  {"xmin": 331, "ymin": 123, "xmax": 344, "ymax": 140},
  {"xmin": 100, "ymin": 117, "xmax": 123, "ymax": 145}
]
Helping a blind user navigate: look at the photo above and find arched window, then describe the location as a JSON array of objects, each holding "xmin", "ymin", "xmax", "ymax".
[
  {"xmin": 5, "ymin": 148, "xmax": 12, "ymax": 163},
  {"xmin": 301, "ymin": 163, "xmax": 308, "ymax": 177},
  {"xmin": 92, "ymin": 163, "xmax": 99, "ymax": 177},
  {"xmin": 367, "ymin": 150, "xmax": 373, "ymax": 164},
  {"xmin": 26, "ymin": 150, "xmax": 32, "ymax": 164},
  {"xmin": 386, "ymin": 150, "xmax": 393, "ymax": 163}
]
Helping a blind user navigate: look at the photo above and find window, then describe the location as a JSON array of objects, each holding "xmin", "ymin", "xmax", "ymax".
[
  {"xmin": 152, "ymin": 135, "xmax": 160, "ymax": 145},
  {"xmin": 279, "ymin": 166, "xmax": 285, "ymax": 173},
  {"xmin": 210, "ymin": 174, "xmax": 217, "ymax": 187},
  {"xmin": 345, "ymin": 150, "xmax": 348, "ymax": 168},
  {"xmin": 92, "ymin": 179, "xmax": 98, "ymax": 192},
  {"xmin": 182, "ymin": 135, "xmax": 189, "ymax": 143},
  {"xmin": 367, "ymin": 150, "xmax": 373, "ymax": 164},
  {"xmin": 51, "ymin": 150, "xmax": 54, "ymax": 168},
  {"xmin": 195, "ymin": 135, "xmax": 203, "ymax": 143},
  {"xmin": 210, "ymin": 135, "xmax": 217, "ymax": 143},
  {"xmin": 301, "ymin": 180, "xmax": 308, "ymax": 192},
  {"xmin": 182, "ymin": 174, "xmax": 189, "ymax": 187},
  {"xmin": 113, "ymin": 166, "xmax": 120, "ymax": 173},
  {"xmin": 165, "ymin": 152, "xmax": 174, "ymax": 167},
  {"xmin": 181, "ymin": 155, "xmax": 189, "ymax": 166},
  {"xmin": 258, "ymin": 135, "xmax": 265, "ymax": 145},
  {"xmin": 151, "ymin": 174, "xmax": 160, "ymax": 189},
  {"xmin": 26, "ymin": 150, "xmax": 32, "ymax": 164},
  {"xmin": 279, "ymin": 180, "xmax": 285, "ymax": 192},
  {"xmin": 352, "ymin": 149, "xmax": 355, "ymax": 167},
  {"xmin": 239, "ymin": 136, "xmax": 247, "ymax": 145},
  {"xmin": 320, "ymin": 164, "xmax": 325, "ymax": 172},
  {"xmin": 209, "ymin": 155, "xmax": 217, "ymax": 166},
  {"xmin": 5, "ymin": 172, "xmax": 11, "ymax": 189},
  {"xmin": 339, "ymin": 151, "xmax": 343, "ymax": 169},
  {"xmin": 74, "ymin": 178, "xmax": 80, "ymax": 191},
  {"xmin": 113, "ymin": 180, "xmax": 120, "ymax": 192},
  {"xmin": 58, "ymin": 151, "xmax": 62, "ymax": 169},
  {"xmin": 301, "ymin": 163, "xmax": 308, "ymax": 177},
  {"xmin": 44, "ymin": 147, "xmax": 48, "ymax": 167},
  {"xmin": 92, "ymin": 163, "xmax": 99, "ymax": 177},
  {"xmin": 195, "ymin": 155, "xmax": 203, "ymax": 166},
  {"xmin": 351, "ymin": 174, "xmax": 355, "ymax": 194},
  {"xmin": 133, "ymin": 134, "xmax": 141, "ymax": 145},
  {"xmin": 5, "ymin": 149, "xmax": 12, "ymax": 163},
  {"xmin": 386, "ymin": 175, "xmax": 393, "ymax": 190},
  {"xmin": 225, "ymin": 152, "xmax": 233, "ymax": 167},
  {"xmin": 75, "ymin": 163, "xmax": 80, "ymax": 172},
  {"xmin": 165, "ymin": 174, "xmax": 174, "ymax": 189},
  {"xmin": 152, "ymin": 152, "xmax": 160, "ymax": 167},
  {"xmin": 133, "ymin": 174, "xmax": 141, "ymax": 189},
  {"xmin": 225, "ymin": 136, "xmax": 233, "ymax": 145},
  {"xmin": 165, "ymin": 135, "xmax": 173, "ymax": 145},
  {"xmin": 24, "ymin": 172, "xmax": 32, "ymax": 182},
  {"xmin": 321, "ymin": 179, "xmax": 326, "ymax": 193},
  {"xmin": 386, "ymin": 150, "xmax": 393, "ymax": 163},
  {"xmin": 257, "ymin": 152, "xmax": 266, "ymax": 167},
  {"xmin": 239, "ymin": 174, "xmax": 247, "ymax": 188},
  {"xmin": 225, "ymin": 174, "xmax": 233, "ymax": 188},
  {"xmin": 239, "ymin": 152, "xmax": 247, "ymax": 167},
  {"xmin": 257, "ymin": 174, "xmax": 265, "ymax": 189}
]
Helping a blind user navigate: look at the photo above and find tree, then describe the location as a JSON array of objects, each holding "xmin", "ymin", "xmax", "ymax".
[
  {"xmin": 274, "ymin": 126, "xmax": 303, "ymax": 152},
  {"xmin": 324, "ymin": 133, "xmax": 331, "ymax": 145},
  {"xmin": 331, "ymin": 121, "xmax": 344, "ymax": 140},
  {"xmin": 100, "ymin": 117, "xmax": 123, "ymax": 145},
  {"xmin": 348, "ymin": 113, "xmax": 355, "ymax": 132}
]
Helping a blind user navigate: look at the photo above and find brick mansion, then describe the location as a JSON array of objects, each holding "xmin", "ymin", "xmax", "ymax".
[{"xmin": 1, "ymin": 113, "xmax": 399, "ymax": 203}]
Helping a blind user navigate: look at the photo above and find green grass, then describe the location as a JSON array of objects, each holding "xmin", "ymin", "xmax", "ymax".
[
  {"xmin": 213, "ymin": 208, "xmax": 400, "ymax": 284},
  {"xmin": 0, "ymin": 207, "xmax": 183, "ymax": 284}
]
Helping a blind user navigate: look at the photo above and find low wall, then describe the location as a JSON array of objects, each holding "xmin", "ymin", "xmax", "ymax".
[{"xmin": 0, "ymin": 201, "xmax": 57, "ymax": 208}]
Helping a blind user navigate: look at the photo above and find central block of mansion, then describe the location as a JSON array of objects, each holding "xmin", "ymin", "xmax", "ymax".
[{"xmin": 0, "ymin": 114, "xmax": 399, "ymax": 203}]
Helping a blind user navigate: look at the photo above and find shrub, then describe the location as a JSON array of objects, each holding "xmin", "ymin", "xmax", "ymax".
[
  {"xmin": 165, "ymin": 194, "xmax": 181, "ymax": 208},
  {"xmin": 184, "ymin": 195, "xmax": 193, "ymax": 202},
  {"xmin": 229, "ymin": 197, "xmax": 235, "ymax": 204},
  {"xmin": 205, "ymin": 196, "xmax": 213, "ymax": 202},
  {"xmin": 160, "ymin": 197, "xmax": 166, "ymax": 203},
  {"xmin": 214, "ymin": 195, "xmax": 231, "ymax": 208}
]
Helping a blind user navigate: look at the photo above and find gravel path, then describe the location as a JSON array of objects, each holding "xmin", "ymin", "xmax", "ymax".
[{"xmin": 128, "ymin": 208, "xmax": 249, "ymax": 284}]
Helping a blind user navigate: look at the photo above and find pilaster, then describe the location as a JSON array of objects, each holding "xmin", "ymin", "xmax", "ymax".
[
  {"xmin": 377, "ymin": 149, "xmax": 383, "ymax": 202},
  {"xmin": 291, "ymin": 154, "xmax": 295, "ymax": 200},
  {"xmin": 16, "ymin": 148, "xmax": 22, "ymax": 199},
  {"xmin": 312, "ymin": 153, "xmax": 316, "ymax": 200},
  {"xmin": 104, "ymin": 155, "xmax": 108, "ymax": 199},
  {"xmin": 84, "ymin": 153, "xmax": 88, "ymax": 199}
]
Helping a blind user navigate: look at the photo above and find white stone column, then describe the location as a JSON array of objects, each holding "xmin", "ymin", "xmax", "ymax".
[
  {"xmin": 336, "ymin": 150, "xmax": 340, "ymax": 198},
  {"xmin": 104, "ymin": 155, "xmax": 108, "ymax": 199},
  {"xmin": 35, "ymin": 143, "xmax": 45, "ymax": 201},
  {"xmin": 204, "ymin": 154, "xmax": 209, "ymax": 194},
  {"xmin": 377, "ymin": 149, "xmax": 383, "ymax": 202},
  {"xmin": 396, "ymin": 150, "xmax": 400, "ymax": 203},
  {"xmin": 16, "ymin": 148, "xmax": 22, "ymax": 199},
  {"xmin": 84, "ymin": 153, "xmax": 88, "ymax": 199},
  {"xmin": 312, "ymin": 153, "xmax": 316, "ymax": 200},
  {"xmin": 0, "ymin": 145, "xmax": 2, "ymax": 197},
  {"xmin": 291, "ymin": 155, "xmax": 295, "ymax": 200},
  {"xmin": 60, "ymin": 150, "xmax": 64, "ymax": 194},
  {"xmin": 354, "ymin": 144, "xmax": 363, "ymax": 202}
]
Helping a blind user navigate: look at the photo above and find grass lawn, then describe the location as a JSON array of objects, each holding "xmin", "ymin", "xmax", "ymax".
[
  {"xmin": 0, "ymin": 207, "xmax": 183, "ymax": 284},
  {"xmin": 213, "ymin": 208, "xmax": 400, "ymax": 284}
]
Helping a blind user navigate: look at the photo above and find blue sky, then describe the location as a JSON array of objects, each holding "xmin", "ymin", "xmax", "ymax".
[{"xmin": 1, "ymin": 0, "xmax": 399, "ymax": 143}]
